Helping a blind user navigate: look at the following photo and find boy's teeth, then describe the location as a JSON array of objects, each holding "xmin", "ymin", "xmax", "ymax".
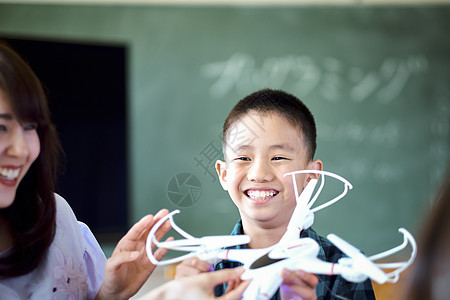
[
  {"xmin": 247, "ymin": 190, "xmax": 277, "ymax": 200},
  {"xmin": 0, "ymin": 168, "xmax": 20, "ymax": 180}
]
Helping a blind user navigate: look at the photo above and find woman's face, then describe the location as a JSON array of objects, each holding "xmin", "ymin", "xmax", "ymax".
[{"xmin": 0, "ymin": 90, "xmax": 40, "ymax": 208}]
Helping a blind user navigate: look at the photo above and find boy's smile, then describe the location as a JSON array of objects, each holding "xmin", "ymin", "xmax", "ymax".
[
  {"xmin": 245, "ymin": 188, "xmax": 279, "ymax": 204},
  {"xmin": 216, "ymin": 111, "xmax": 322, "ymax": 238}
]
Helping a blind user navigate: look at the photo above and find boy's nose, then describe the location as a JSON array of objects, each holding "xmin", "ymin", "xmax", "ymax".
[{"xmin": 247, "ymin": 160, "xmax": 273, "ymax": 182}]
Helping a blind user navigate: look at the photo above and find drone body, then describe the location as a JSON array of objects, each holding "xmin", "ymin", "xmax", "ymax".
[
  {"xmin": 146, "ymin": 170, "xmax": 416, "ymax": 300},
  {"xmin": 219, "ymin": 238, "xmax": 330, "ymax": 299}
]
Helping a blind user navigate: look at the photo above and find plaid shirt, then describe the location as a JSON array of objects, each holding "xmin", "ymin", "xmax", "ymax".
[{"xmin": 214, "ymin": 220, "xmax": 375, "ymax": 300}]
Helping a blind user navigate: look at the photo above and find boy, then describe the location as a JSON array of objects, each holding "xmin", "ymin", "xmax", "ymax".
[{"xmin": 176, "ymin": 89, "xmax": 375, "ymax": 299}]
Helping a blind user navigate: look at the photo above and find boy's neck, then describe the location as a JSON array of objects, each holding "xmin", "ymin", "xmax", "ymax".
[{"xmin": 242, "ymin": 219, "xmax": 289, "ymax": 249}]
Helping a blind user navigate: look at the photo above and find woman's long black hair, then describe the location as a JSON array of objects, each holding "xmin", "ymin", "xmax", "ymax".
[{"xmin": 0, "ymin": 43, "xmax": 63, "ymax": 277}]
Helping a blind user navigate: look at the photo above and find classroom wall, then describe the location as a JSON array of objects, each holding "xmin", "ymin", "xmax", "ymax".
[
  {"xmin": 2, "ymin": 0, "xmax": 450, "ymax": 4},
  {"xmin": 0, "ymin": 2, "xmax": 449, "ymax": 254}
]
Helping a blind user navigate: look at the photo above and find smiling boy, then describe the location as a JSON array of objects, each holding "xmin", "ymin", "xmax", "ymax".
[
  {"xmin": 176, "ymin": 89, "xmax": 375, "ymax": 299},
  {"xmin": 216, "ymin": 108, "xmax": 320, "ymax": 251}
]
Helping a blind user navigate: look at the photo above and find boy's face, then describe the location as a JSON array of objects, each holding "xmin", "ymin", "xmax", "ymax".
[{"xmin": 216, "ymin": 111, "xmax": 322, "ymax": 229}]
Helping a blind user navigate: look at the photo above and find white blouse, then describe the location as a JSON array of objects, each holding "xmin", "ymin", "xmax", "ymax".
[{"xmin": 0, "ymin": 194, "xmax": 107, "ymax": 299}]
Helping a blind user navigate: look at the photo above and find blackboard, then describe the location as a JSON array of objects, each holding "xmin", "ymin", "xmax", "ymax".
[
  {"xmin": 0, "ymin": 38, "xmax": 129, "ymax": 239},
  {"xmin": 0, "ymin": 3, "xmax": 449, "ymax": 254}
]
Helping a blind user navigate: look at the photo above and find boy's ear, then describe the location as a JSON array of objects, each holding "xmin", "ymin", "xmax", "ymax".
[
  {"xmin": 215, "ymin": 160, "xmax": 228, "ymax": 191},
  {"xmin": 303, "ymin": 159, "xmax": 323, "ymax": 189}
]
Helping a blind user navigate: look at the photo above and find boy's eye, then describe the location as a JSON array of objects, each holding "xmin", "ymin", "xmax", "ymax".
[
  {"xmin": 0, "ymin": 125, "xmax": 6, "ymax": 131},
  {"xmin": 272, "ymin": 156, "xmax": 288, "ymax": 161},
  {"xmin": 235, "ymin": 157, "xmax": 251, "ymax": 161}
]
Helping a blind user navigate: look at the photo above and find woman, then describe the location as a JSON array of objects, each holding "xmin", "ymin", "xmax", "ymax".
[{"xmin": 0, "ymin": 43, "xmax": 171, "ymax": 299}]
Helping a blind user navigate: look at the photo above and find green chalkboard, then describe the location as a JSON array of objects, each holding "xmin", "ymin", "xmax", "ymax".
[{"xmin": 0, "ymin": 3, "xmax": 449, "ymax": 254}]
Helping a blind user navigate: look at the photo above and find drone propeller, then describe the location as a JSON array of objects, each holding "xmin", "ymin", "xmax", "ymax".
[
  {"xmin": 146, "ymin": 210, "xmax": 250, "ymax": 265},
  {"xmin": 284, "ymin": 170, "xmax": 353, "ymax": 214},
  {"xmin": 154, "ymin": 235, "xmax": 251, "ymax": 254},
  {"xmin": 369, "ymin": 228, "xmax": 417, "ymax": 283},
  {"xmin": 327, "ymin": 233, "xmax": 389, "ymax": 284}
]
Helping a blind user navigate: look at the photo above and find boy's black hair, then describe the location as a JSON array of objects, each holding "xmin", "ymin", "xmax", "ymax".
[{"xmin": 222, "ymin": 89, "xmax": 317, "ymax": 161}]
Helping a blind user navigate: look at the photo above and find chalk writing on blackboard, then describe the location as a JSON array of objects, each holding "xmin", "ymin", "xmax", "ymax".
[
  {"xmin": 201, "ymin": 53, "xmax": 428, "ymax": 103},
  {"xmin": 348, "ymin": 159, "xmax": 404, "ymax": 183},
  {"xmin": 430, "ymin": 95, "xmax": 450, "ymax": 186},
  {"xmin": 318, "ymin": 120, "xmax": 401, "ymax": 145},
  {"xmin": 350, "ymin": 55, "xmax": 428, "ymax": 103}
]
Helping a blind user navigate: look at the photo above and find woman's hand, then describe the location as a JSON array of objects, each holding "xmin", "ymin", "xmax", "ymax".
[
  {"xmin": 95, "ymin": 209, "xmax": 172, "ymax": 300},
  {"xmin": 142, "ymin": 267, "xmax": 250, "ymax": 300}
]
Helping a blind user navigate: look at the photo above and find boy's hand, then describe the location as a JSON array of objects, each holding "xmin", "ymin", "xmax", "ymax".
[
  {"xmin": 280, "ymin": 268, "xmax": 318, "ymax": 300},
  {"xmin": 175, "ymin": 256, "xmax": 213, "ymax": 278},
  {"xmin": 175, "ymin": 257, "xmax": 246, "ymax": 296},
  {"xmin": 95, "ymin": 209, "xmax": 172, "ymax": 300}
]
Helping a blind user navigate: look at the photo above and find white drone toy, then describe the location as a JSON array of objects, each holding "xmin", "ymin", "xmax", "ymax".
[{"xmin": 146, "ymin": 170, "xmax": 417, "ymax": 300}]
